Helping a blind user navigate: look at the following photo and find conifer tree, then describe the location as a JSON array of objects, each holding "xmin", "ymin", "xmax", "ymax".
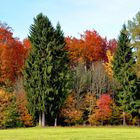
[
  {"xmin": 24, "ymin": 13, "xmax": 71, "ymax": 127},
  {"xmin": 113, "ymin": 25, "xmax": 140, "ymax": 125},
  {"xmin": 47, "ymin": 23, "xmax": 72, "ymax": 126}
]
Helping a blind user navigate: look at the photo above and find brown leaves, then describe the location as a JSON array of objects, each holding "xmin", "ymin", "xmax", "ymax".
[{"xmin": 16, "ymin": 90, "xmax": 33, "ymax": 127}]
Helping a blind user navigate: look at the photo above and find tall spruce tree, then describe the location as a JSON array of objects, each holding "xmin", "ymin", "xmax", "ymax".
[
  {"xmin": 23, "ymin": 13, "xmax": 71, "ymax": 127},
  {"xmin": 113, "ymin": 25, "xmax": 140, "ymax": 125},
  {"xmin": 47, "ymin": 23, "xmax": 72, "ymax": 126}
]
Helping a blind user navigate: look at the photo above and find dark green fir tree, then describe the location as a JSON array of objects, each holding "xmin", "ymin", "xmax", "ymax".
[
  {"xmin": 23, "ymin": 13, "xmax": 71, "ymax": 127},
  {"xmin": 113, "ymin": 25, "xmax": 140, "ymax": 125},
  {"xmin": 47, "ymin": 22, "xmax": 72, "ymax": 126}
]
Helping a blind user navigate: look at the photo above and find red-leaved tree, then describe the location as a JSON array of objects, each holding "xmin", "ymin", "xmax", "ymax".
[
  {"xmin": 66, "ymin": 30, "xmax": 106, "ymax": 67},
  {"xmin": 95, "ymin": 94, "xmax": 112, "ymax": 125}
]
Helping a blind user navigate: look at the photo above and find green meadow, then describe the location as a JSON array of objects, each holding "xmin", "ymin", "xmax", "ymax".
[{"xmin": 0, "ymin": 127, "xmax": 140, "ymax": 140}]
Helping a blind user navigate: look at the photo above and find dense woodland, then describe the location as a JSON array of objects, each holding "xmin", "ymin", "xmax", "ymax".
[{"xmin": 0, "ymin": 11, "xmax": 140, "ymax": 128}]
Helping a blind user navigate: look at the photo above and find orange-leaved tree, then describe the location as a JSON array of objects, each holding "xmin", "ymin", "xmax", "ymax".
[
  {"xmin": 65, "ymin": 37, "xmax": 84, "ymax": 64},
  {"xmin": 65, "ymin": 30, "xmax": 106, "ymax": 67},
  {"xmin": 61, "ymin": 93, "xmax": 83, "ymax": 125},
  {"xmin": 0, "ymin": 24, "xmax": 28, "ymax": 86},
  {"xmin": 14, "ymin": 77, "xmax": 33, "ymax": 127}
]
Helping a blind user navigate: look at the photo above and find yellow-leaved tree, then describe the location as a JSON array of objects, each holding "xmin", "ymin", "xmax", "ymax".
[{"xmin": 104, "ymin": 50, "xmax": 113, "ymax": 79}]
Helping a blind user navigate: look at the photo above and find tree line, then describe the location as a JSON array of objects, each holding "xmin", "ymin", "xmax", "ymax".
[{"xmin": 0, "ymin": 12, "xmax": 140, "ymax": 128}]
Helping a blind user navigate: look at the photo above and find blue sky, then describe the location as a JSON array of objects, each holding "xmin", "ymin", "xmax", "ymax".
[{"xmin": 0, "ymin": 0, "xmax": 140, "ymax": 40}]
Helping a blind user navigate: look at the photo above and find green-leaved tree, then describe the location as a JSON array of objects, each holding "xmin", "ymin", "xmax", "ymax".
[{"xmin": 128, "ymin": 11, "xmax": 140, "ymax": 77}]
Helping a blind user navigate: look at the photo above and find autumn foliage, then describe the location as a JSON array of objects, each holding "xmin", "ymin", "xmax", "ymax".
[
  {"xmin": 0, "ymin": 24, "xmax": 33, "ymax": 128},
  {"xmin": 105, "ymin": 39, "xmax": 117, "ymax": 54},
  {"xmin": 16, "ymin": 90, "xmax": 33, "ymax": 127},
  {"xmin": 0, "ymin": 89, "xmax": 19, "ymax": 128},
  {"xmin": 61, "ymin": 93, "xmax": 83, "ymax": 124},
  {"xmin": 0, "ymin": 25, "xmax": 29, "ymax": 86},
  {"xmin": 95, "ymin": 94, "xmax": 112, "ymax": 122},
  {"xmin": 104, "ymin": 50, "xmax": 114, "ymax": 78},
  {"xmin": 66, "ymin": 30, "xmax": 106, "ymax": 65},
  {"xmin": 88, "ymin": 94, "xmax": 112, "ymax": 125},
  {"xmin": 2, "ymin": 18, "xmax": 138, "ymax": 127}
]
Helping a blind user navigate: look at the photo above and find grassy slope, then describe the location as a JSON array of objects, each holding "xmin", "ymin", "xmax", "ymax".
[{"xmin": 0, "ymin": 127, "xmax": 140, "ymax": 140}]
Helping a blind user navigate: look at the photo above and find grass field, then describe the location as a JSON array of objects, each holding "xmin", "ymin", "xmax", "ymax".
[{"xmin": 0, "ymin": 126, "xmax": 140, "ymax": 140}]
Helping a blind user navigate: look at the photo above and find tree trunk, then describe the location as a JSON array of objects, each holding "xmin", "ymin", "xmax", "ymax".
[
  {"xmin": 39, "ymin": 112, "xmax": 42, "ymax": 127},
  {"xmin": 138, "ymin": 119, "xmax": 140, "ymax": 126},
  {"xmin": 42, "ymin": 111, "xmax": 45, "ymax": 127},
  {"xmin": 54, "ymin": 118, "xmax": 57, "ymax": 127},
  {"xmin": 123, "ymin": 111, "xmax": 126, "ymax": 126},
  {"xmin": 101, "ymin": 120, "xmax": 104, "ymax": 126},
  {"xmin": 84, "ymin": 65, "xmax": 87, "ymax": 72}
]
